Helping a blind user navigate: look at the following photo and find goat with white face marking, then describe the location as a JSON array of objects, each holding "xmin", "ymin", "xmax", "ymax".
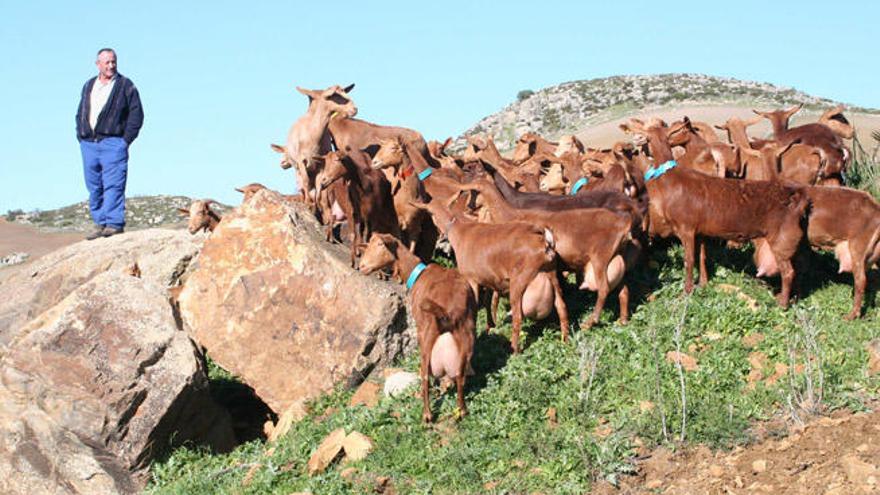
[{"xmin": 177, "ymin": 199, "xmax": 221, "ymax": 234}]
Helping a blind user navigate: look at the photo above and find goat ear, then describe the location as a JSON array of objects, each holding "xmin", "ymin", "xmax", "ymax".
[
  {"xmin": 270, "ymin": 143, "xmax": 286, "ymax": 154},
  {"xmin": 714, "ymin": 124, "xmax": 727, "ymax": 130},
  {"xmin": 441, "ymin": 137, "xmax": 453, "ymax": 150},
  {"xmin": 295, "ymin": 86, "xmax": 318, "ymax": 101},
  {"xmin": 343, "ymin": 83, "xmax": 355, "ymax": 93},
  {"xmin": 177, "ymin": 208, "xmax": 190, "ymax": 216}
]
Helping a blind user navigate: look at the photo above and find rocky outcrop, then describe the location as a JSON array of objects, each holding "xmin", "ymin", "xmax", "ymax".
[
  {"xmin": 0, "ymin": 229, "xmax": 202, "ymax": 346},
  {"xmin": 178, "ymin": 189, "xmax": 414, "ymax": 414},
  {"xmin": 0, "ymin": 272, "xmax": 234, "ymax": 494}
]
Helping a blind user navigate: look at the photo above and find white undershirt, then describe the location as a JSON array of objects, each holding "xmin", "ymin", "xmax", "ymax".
[{"xmin": 89, "ymin": 76, "xmax": 117, "ymax": 131}]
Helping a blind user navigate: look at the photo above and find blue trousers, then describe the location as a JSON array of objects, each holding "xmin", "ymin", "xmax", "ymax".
[{"xmin": 80, "ymin": 137, "xmax": 128, "ymax": 228}]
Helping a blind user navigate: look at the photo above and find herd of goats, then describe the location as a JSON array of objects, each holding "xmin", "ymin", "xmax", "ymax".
[{"xmin": 178, "ymin": 84, "xmax": 880, "ymax": 422}]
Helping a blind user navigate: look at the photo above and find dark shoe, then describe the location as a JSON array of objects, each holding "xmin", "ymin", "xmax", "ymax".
[
  {"xmin": 85, "ymin": 225, "xmax": 106, "ymax": 240},
  {"xmin": 101, "ymin": 226, "xmax": 125, "ymax": 238}
]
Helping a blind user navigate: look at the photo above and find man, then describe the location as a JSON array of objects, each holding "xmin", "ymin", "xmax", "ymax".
[{"xmin": 75, "ymin": 48, "xmax": 144, "ymax": 239}]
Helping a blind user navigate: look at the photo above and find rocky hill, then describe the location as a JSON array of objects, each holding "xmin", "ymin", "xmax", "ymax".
[
  {"xmin": 459, "ymin": 73, "xmax": 880, "ymax": 150},
  {"xmin": 6, "ymin": 195, "xmax": 231, "ymax": 232}
]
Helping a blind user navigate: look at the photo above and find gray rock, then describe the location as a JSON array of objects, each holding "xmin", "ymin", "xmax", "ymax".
[
  {"xmin": 383, "ymin": 372, "xmax": 420, "ymax": 398},
  {"xmin": 179, "ymin": 189, "xmax": 415, "ymax": 414},
  {"xmin": 0, "ymin": 272, "xmax": 234, "ymax": 494}
]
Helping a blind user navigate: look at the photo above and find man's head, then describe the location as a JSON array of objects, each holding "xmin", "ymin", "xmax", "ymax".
[{"xmin": 96, "ymin": 48, "xmax": 117, "ymax": 81}]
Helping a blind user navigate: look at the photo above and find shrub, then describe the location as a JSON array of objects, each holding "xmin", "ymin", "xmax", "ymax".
[{"xmin": 517, "ymin": 89, "xmax": 535, "ymax": 101}]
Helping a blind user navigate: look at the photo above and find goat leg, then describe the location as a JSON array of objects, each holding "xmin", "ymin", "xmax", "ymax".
[
  {"xmin": 847, "ymin": 258, "xmax": 866, "ymax": 320},
  {"xmin": 586, "ymin": 262, "xmax": 610, "ymax": 328},
  {"xmin": 488, "ymin": 290, "xmax": 500, "ymax": 331},
  {"xmin": 618, "ymin": 283, "xmax": 630, "ymax": 324},
  {"xmin": 775, "ymin": 258, "xmax": 795, "ymax": 309},
  {"xmin": 698, "ymin": 238, "xmax": 709, "ymax": 287},
  {"xmin": 420, "ymin": 331, "xmax": 440, "ymax": 423},
  {"xmin": 509, "ymin": 277, "xmax": 528, "ymax": 354},
  {"xmin": 549, "ymin": 271, "xmax": 570, "ymax": 342},
  {"xmin": 680, "ymin": 231, "xmax": 697, "ymax": 294}
]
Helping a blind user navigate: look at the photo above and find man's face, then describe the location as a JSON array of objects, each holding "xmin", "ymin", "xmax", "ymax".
[{"xmin": 96, "ymin": 51, "xmax": 117, "ymax": 80}]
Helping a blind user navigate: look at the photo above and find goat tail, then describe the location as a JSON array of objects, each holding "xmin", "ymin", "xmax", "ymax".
[
  {"xmin": 420, "ymin": 299, "xmax": 454, "ymax": 333},
  {"xmin": 542, "ymin": 227, "xmax": 557, "ymax": 259}
]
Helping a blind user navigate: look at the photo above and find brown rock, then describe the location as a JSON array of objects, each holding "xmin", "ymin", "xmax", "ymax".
[
  {"xmin": 665, "ymin": 351, "xmax": 699, "ymax": 372},
  {"xmin": 765, "ymin": 362, "xmax": 789, "ymax": 385},
  {"xmin": 178, "ymin": 190, "xmax": 415, "ymax": 413},
  {"xmin": 307, "ymin": 428, "xmax": 347, "ymax": 475},
  {"xmin": 0, "ymin": 229, "xmax": 202, "ymax": 344},
  {"xmin": 0, "ymin": 272, "xmax": 234, "ymax": 494},
  {"xmin": 340, "ymin": 467, "xmax": 358, "ymax": 480},
  {"xmin": 742, "ymin": 332, "xmax": 765, "ymax": 348},
  {"xmin": 342, "ymin": 431, "xmax": 374, "ymax": 462},
  {"xmin": 866, "ymin": 340, "xmax": 880, "ymax": 376},
  {"xmin": 350, "ymin": 381, "xmax": 381, "ymax": 408},
  {"xmin": 840, "ymin": 454, "xmax": 878, "ymax": 486},
  {"xmin": 269, "ymin": 402, "xmax": 309, "ymax": 443},
  {"xmin": 709, "ymin": 464, "xmax": 724, "ymax": 477},
  {"xmin": 752, "ymin": 459, "xmax": 767, "ymax": 473}
]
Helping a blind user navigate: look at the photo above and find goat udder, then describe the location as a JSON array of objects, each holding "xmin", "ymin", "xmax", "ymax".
[
  {"xmin": 522, "ymin": 272, "xmax": 555, "ymax": 320},
  {"xmin": 753, "ymin": 239, "xmax": 779, "ymax": 277},
  {"xmin": 580, "ymin": 255, "xmax": 626, "ymax": 292},
  {"xmin": 331, "ymin": 200, "xmax": 346, "ymax": 222},
  {"xmin": 430, "ymin": 333, "xmax": 462, "ymax": 379},
  {"xmin": 835, "ymin": 241, "xmax": 853, "ymax": 273}
]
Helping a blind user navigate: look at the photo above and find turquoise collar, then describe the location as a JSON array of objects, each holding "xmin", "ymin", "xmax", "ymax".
[
  {"xmin": 406, "ymin": 262, "xmax": 428, "ymax": 290},
  {"xmin": 570, "ymin": 177, "xmax": 588, "ymax": 195},
  {"xmin": 644, "ymin": 160, "xmax": 678, "ymax": 182},
  {"xmin": 417, "ymin": 168, "xmax": 433, "ymax": 181}
]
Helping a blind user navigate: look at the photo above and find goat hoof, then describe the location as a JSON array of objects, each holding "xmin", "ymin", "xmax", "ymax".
[
  {"xmin": 844, "ymin": 311, "xmax": 860, "ymax": 321},
  {"xmin": 422, "ymin": 411, "xmax": 433, "ymax": 423}
]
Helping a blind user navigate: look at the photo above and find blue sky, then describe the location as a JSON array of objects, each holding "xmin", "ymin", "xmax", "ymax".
[{"xmin": 1, "ymin": 0, "xmax": 877, "ymax": 213}]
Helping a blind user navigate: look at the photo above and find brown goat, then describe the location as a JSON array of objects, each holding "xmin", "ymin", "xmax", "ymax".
[
  {"xmin": 177, "ymin": 199, "xmax": 221, "ymax": 234},
  {"xmin": 754, "ymin": 104, "xmax": 850, "ymax": 183},
  {"xmin": 513, "ymin": 132, "xmax": 558, "ymax": 163},
  {"xmin": 319, "ymin": 150, "xmax": 399, "ymax": 266},
  {"xmin": 460, "ymin": 178, "xmax": 633, "ymax": 326},
  {"xmin": 746, "ymin": 149, "xmax": 880, "ymax": 319},
  {"xmin": 414, "ymin": 199, "xmax": 569, "ymax": 353},
  {"xmin": 631, "ymin": 118, "xmax": 808, "ymax": 307},
  {"xmin": 359, "ymin": 233, "xmax": 476, "ymax": 422},
  {"xmin": 280, "ymin": 84, "xmax": 357, "ymax": 209}
]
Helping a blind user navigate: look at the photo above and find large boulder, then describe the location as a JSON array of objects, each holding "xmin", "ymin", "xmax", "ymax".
[
  {"xmin": 0, "ymin": 272, "xmax": 234, "ymax": 494},
  {"xmin": 0, "ymin": 229, "xmax": 202, "ymax": 346},
  {"xmin": 179, "ymin": 189, "xmax": 414, "ymax": 413}
]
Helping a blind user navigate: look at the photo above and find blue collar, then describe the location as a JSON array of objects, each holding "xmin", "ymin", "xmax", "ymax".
[
  {"xmin": 644, "ymin": 160, "xmax": 678, "ymax": 182},
  {"xmin": 417, "ymin": 168, "xmax": 433, "ymax": 181},
  {"xmin": 570, "ymin": 177, "xmax": 588, "ymax": 195},
  {"xmin": 406, "ymin": 262, "xmax": 428, "ymax": 290}
]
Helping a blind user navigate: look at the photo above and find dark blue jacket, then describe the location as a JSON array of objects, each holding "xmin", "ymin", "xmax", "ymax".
[{"xmin": 76, "ymin": 73, "xmax": 144, "ymax": 144}]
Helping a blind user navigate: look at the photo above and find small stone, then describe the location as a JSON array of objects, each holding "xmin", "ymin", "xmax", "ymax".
[
  {"xmin": 483, "ymin": 481, "xmax": 499, "ymax": 490},
  {"xmin": 269, "ymin": 402, "xmax": 308, "ymax": 442},
  {"xmin": 639, "ymin": 401, "xmax": 655, "ymax": 412},
  {"xmin": 546, "ymin": 407, "xmax": 558, "ymax": 428},
  {"xmin": 734, "ymin": 476, "xmax": 744, "ymax": 488},
  {"xmin": 349, "ymin": 381, "xmax": 381, "ymax": 408},
  {"xmin": 340, "ymin": 467, "xmax": 358, "ymax": 480},
  {"xmin": 307, "ymin": 428, "xmax": 347, "ymax": 475},
  {"xmin": 866, "ymin": 340, "xmax": 880, "ymax": 376},
  {"xmin": 383, "ymin": 372, "xmax": 419, "ymax": 397},
  {"xmin": 709, "ymin": 464, "xmax": 724, "ymax": 477},
  {"xmin": 665, "ymin": 351, "xmax": 699, "ymax": 371},
  {"xmin": 742, "ymin": 333, "xmax": 765, "ymax": 349},
  {"xmin": 644, "ymin": 479, "xmax": 662, "ymax": 489},
  {"xmin": 752, "ymin": 459, "xmax": 767, "ymax": 473},
  {"xmin": 856, "ymin": 444, "xmax": 869, "ymax": 453},
  {"xmin": 242, "ymin": 463, "xmax": 262, "ymax": 486},
  {"xmin": 342, "ymin": 431, "xmax": 374, "ymax": 462}
]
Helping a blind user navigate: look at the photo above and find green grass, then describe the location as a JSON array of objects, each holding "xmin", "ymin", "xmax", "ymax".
[{"xmin": 147, "ymin": 240, "xmax": 880, "ymax": 494}]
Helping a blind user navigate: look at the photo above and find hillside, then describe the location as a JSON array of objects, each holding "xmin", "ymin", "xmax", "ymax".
[
  {"xmin": 459, "ymin": 73, "xmax": 880, "ymax": 150},
  {"xmin": 5, "ymin": 195, "xmax": 231, "ymax": 232}
]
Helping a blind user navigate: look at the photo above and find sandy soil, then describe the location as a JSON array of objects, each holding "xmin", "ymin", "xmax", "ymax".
[
  {"xmin": 593, "ymin": 406, "xmax": 880, "ymax": 494},
  {"xmin": 0, "ymin": 219, "xmax": 83, "ymax": 267},
  {"xmin": 575, "ymin": 105, "xmax": 880, "ymax": 149}
]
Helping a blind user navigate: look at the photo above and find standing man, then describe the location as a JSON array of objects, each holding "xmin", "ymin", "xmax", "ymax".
[{"xmin": 75, "ymin": 48, "xmax": 143, "ymax": 239}]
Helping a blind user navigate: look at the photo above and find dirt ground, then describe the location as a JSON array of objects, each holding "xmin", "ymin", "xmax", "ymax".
[
  {"xmin": 0, "ymin": 219, "xmax": 82, "ymax": 268},
  {"xmin": 577, "ymin": 105, "xmax": 880, "ymax": 149},
  {"xmin": 594, "ymin": 407, "xmax": 880, "ymax": 494}
]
